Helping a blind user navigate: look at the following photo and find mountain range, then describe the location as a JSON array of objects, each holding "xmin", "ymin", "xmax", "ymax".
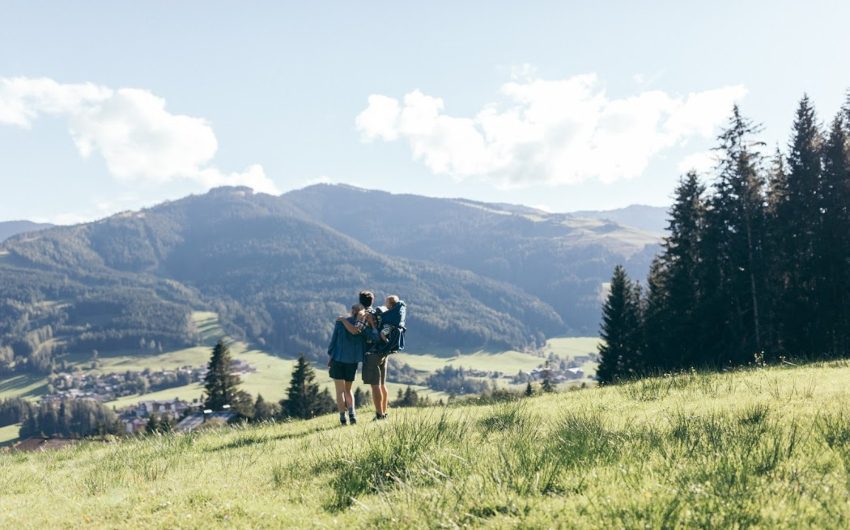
[
  {"xmin": 0, "ymin": 186, "xmax": 662, "ymax": 373},
  {"xmin": 0, "ymin": 221, "xmax": 54, "ymax": 243}
]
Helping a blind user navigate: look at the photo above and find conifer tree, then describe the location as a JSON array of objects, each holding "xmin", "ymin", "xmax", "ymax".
[
  {"xmin": 597, "ymin": 266, "xmax": 642, "ymax": 383},
  {"xmin": 203, "ymin": 340, "xmax": 242, "ymax": 411},
  {"xmin": 280, "ymin": 355, "xmax": 334, "ymax": 419},
  {"xmin": 764, "ymin": 148, "xmax": 790, "ymax": 352},
  {"xmin": 252, "ymin": 394, "xmax": 279, "ymax": 422},
  {"xmin": 779, "ymin": 96, "xmax": 824, "ymax": 355},
  {"xmin": 644, "ymin": 171, "xmax": 707, "ymax": 370},
  {"xmin": 353, "ymin": 387, "xmax": 365, "ymax": 408},
  {"xmin": 146, "ymin": 414, "xmax": 161, "ymax": 434},
  {"xmin": 818, "ymin": 115, "xmax": 850, "ymax": 356},
  {"xmin": 706, "ymin": 106, "xmax": 768, "ymax": 363},
  {"xmin": 642, "ymin": 257, "xmax": 669, "ymax": 370}
]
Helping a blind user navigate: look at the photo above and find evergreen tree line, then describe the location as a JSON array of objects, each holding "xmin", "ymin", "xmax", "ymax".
[
  {"xmin": 202, "ymin": 340, "xmax": 336, "ymax": 422},
  {"xmin": 0, "ymin": 398, "xmax": 35, "ymax": 427},
  {"xmin": 19, "ymin": 399, "xmax": 122, "ymax": 439},
  {"xmin": 598, "ymin": 95, "xmax": 850, "ymax": 382}
]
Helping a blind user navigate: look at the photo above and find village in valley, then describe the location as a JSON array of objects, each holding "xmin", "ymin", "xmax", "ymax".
[{"xmin": 3, "ymin": 343, "xmax": 599, "ymax": 449}]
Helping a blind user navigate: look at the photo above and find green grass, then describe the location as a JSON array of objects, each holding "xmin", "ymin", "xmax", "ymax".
[
  {"xmin": 3, "ymin": 360, "xmax": 850, "ymax": 528},
  {"xmin": 0, "ymin": 423, "xmax": 19, "ymax": 447}
]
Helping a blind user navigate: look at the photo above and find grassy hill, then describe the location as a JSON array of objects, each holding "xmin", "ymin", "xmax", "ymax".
[{"xmin": 2, "ymin": 361, "xmax": 849, "ymax": 528}]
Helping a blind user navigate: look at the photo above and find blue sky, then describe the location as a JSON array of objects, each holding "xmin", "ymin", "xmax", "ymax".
[{"xmin": 1, "ymin": 1, "xmax": 849, "ymax": 223}]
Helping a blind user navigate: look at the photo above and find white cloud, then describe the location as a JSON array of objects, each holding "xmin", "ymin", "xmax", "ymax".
[
  {"xmin": 0, "ymin": 77, "xmax": 279, "ymax": 194},
  {"xmin": 677, "ymin": 150, "xmax": 717, "ymax": 174},
  {"xmin": 356, "ymin": 73, "xmax": 746, "ymax": 187}
]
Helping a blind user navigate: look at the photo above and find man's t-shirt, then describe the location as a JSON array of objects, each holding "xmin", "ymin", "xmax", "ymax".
[{"xmin": 363, "ymin": 307, "xmax": 381, "ymax": 353}]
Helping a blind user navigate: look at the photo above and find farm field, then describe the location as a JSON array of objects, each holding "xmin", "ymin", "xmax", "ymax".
[
  {"xmin": 0, "ymin": 424, "xmax": 19, "ymax": 447},
  {"xmin": 1, "ymin": 360, "xmax": 849, "ymax": 528}
]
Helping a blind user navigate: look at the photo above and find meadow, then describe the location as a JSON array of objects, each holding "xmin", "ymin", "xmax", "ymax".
[{"xmin": 2, "ymin": 359, "xmax": 849, "ymax": 528}]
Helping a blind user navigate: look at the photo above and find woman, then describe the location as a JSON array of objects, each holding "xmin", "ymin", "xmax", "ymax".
[{"xmin": 327, "ymin": 303, "xmax": 371, "ymax": 425}]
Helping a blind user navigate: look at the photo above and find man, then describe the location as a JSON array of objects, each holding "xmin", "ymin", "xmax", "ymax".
[{"xmin": 358, "ymin": 290, "xmax": 390, "ymax": 420}]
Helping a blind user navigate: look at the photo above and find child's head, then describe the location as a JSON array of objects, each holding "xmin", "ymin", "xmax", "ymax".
[
  {"xmin": 385, "ymin": 295, "xmax": 399, "ymax": 309},
  {"xmin": 351, "ymin": 303, "xmax": 365, "ymax": 318}
]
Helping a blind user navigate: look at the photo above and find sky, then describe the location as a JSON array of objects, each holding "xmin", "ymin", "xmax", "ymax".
[{"xmin": 1, "ymin": 1, "xmax": 849, "ymax": 224}]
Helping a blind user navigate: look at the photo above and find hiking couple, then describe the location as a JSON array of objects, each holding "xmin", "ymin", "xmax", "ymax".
[{"xmin": 327, "ymin": 290, "xmax": 406, "ymax": 425}]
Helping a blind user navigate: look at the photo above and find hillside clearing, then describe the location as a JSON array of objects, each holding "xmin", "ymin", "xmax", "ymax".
[{"xmin": 2, "ymin": 360, "xmax": 849, "ymax": 528}]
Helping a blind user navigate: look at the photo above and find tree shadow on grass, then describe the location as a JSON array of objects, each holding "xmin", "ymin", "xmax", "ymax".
[
  {"xmin": 204, "ymin": 424, "xmax": 337, "ymax": 452},
  {"xmin": 0, "ymin": 374, "xmax": 47, "ymax": 398}
]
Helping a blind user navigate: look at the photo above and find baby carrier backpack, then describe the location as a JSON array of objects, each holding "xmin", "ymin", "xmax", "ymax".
[{"xmin": 375, "ymin": 300, "xmax": 406, "ymax": 355}]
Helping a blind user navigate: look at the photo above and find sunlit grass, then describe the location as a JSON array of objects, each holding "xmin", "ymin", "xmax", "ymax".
[{"xmin": 1, "ymin": 360, "xmax": 848, "ymax": 528}]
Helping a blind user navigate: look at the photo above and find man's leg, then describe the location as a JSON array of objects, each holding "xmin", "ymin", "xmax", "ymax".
[
  {"xmin": 371, "ymin": 384, "xmax": 382, "ymax": 415},
  {"xmin": 379, "ymin": 356, "xmax": 389, "ymax": 416},
  {"xmin": 381, "ymin": 385, "xmax": 389, "ymax": 416}
]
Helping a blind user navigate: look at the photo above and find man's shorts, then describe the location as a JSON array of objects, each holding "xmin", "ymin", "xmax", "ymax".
[
  {"xmin": 329, "ymin": 360, "xmax": 358, "ymax": 382},
  {"xmin": 362, "ymin": 353, "xmax": 387, "ymax": 385}
]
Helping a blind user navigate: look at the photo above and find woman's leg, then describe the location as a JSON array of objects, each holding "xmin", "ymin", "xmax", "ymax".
[
  {"xmin": 333, "ymin": 379, "xmax": 347, "ymax": 413},
  {"xmin": 343, "ymin": 381, "xmax": 355, "ymax": 411}
]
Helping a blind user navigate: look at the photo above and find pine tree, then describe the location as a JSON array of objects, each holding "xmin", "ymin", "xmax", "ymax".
[
  {"xmin": 778, "ymin": 96, "xmax": 824, "ymax": 356},
  {"xmin": 818, "ymin": 115, "xmax": 850, "ymax": 356},
  {"xmin": 252, "ymin": 394, "xmax": 279, "ymax": 422},
  {"xmin": 353, "ymin": 387, "xmax": 365, "ymax": 408},
  {"xmin": 664, "ymin": 172, "xmax": 706, "ymax": 368},
  {"xmin": 280, "ymin": 355, "xmax": 334, "ymax": 419},
  {"xmin": 203, "ymin": 340, "xmax": 242, "ymax": 411},
  {"xmin": 764, "ymin": 148, "xmax": 790, "ymax": 352},
  {"xmin": 706, "ymin": 106, "xmax": 768, "ymax": 364},
  {"xmin": 146, "ymin": 414, "xmax": 161, "ymax": 434},
  {"xmin": 597, "ymin": 266, "xmax": 642, "ymax": 383},
  {"xmin": 642, "ymin": 257, "xmax": 670, "ymax": 370}
]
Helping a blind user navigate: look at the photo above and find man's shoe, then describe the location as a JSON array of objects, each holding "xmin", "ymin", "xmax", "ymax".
[
  {"xmin": 349, "ymin": 415, "xmax": 357, "ymax": 425},
  {"xmin": 340, "ymin": 417, "xmax": 347, "ymax": 426}
]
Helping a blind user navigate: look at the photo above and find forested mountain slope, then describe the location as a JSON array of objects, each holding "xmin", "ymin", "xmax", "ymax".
[
  {"xmin": 284, "ymin": 184, "xmax": 660, "ymax": 333},
  {"xmin": 0, "ymin": 187, "xmax": 565, "ymax": 373}
]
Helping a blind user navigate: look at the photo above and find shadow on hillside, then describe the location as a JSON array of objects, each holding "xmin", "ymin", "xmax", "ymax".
[
  {"xmin": 204, "ymin": 424, "xmax": 337, "ymax": 452},
  {"xmin": 0, "ymin": 375, "xmax": 47, "ymax": 398}
]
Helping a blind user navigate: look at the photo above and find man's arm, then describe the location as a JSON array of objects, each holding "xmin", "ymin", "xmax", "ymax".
[{"xmin": 337, "ymin": 317, "xmax": 362, "ymax": 335}]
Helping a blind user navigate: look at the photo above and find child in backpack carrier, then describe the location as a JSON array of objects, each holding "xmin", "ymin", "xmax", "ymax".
[{"xmin": 375, "ymin": 295, "xmax": 406, "ymax": 353}]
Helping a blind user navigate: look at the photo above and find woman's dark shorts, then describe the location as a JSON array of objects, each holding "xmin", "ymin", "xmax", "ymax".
[{"xmin": 329, "ymin": 360, "xmax": 358, "ymax": 382}]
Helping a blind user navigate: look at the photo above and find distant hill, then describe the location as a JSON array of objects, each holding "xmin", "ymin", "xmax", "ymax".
[
  {"xmin": 0, "ymin": 187, "xmax": 565, "ymax": 373},
  {"xmin": 570, "ymin": 204, "xmax": 669, "ymax": 235},
  {"xmin": 0, "ymin": 221, "xmax": 54, "ymax": 242},
  {"xmin": 285, "ymin": 184, "xmax": 661, "ymax": 334}
]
